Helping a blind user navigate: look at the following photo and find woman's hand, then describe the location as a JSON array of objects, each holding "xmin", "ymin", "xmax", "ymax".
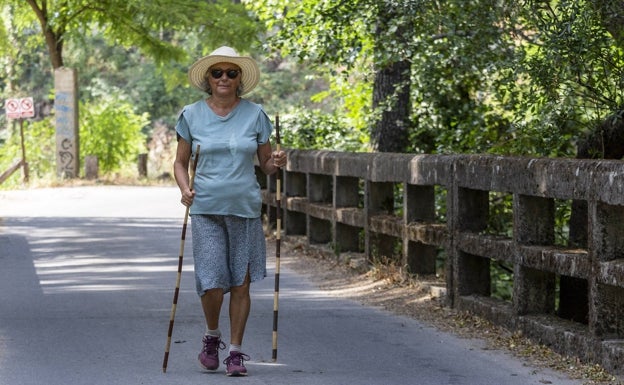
[
  {"xmin": 271, "ymin": 150, "xmax": 287, "ymax": 168},
  {"xmin": 180, "ymin": 188, "xmax": 195, "ymax": 207}
]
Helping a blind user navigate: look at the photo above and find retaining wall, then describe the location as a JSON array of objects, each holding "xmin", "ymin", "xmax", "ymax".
[{"xmin": 260, "ymin": 150, "xmax": 624, "ymax": 373}]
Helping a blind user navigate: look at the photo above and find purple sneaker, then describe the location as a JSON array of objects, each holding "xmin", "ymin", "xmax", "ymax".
[
  {"xmin": 198, "ymin": 335, "xmax": 225, "ymax": 371},
  {"xmin": 224, "ymin": 351, "xmax": 250, "ymax": 377}
]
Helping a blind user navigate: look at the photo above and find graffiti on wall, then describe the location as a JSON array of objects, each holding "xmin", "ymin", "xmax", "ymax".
[
  {"xmin": 58, "ymin": 138, "xmax": 75, "ymax": 178},
  {"xmin": 54, "ymin": 69, "xmax": 78, "ymax": 178}
]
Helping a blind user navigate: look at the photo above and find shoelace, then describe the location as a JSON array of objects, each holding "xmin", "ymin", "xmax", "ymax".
[
  {"xmin": 224, "ymin": 352, "xmax": 250, "ymax": 366},
  {"xmin": 202, "ymin": 336, "xmax": 225, "ymax": 354}
]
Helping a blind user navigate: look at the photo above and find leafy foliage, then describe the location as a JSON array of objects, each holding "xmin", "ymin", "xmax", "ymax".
[
  {"xmin": 0, "ymin": 117, "xmax": 56, "ymax": 184},
  {"xmin": 247, "ymin": 0, "xmax": 624, "ymax": 158},
  {"xmin": 80, "ymin": 98, "xmax": 149, "ymax": 173},
  {"xmin": 280, "ymin": 107, "xmax": 367, "ymax": 152},
  {"xmin": 517, "ymin": 1, "xmax": 624, "ymax": 144}
]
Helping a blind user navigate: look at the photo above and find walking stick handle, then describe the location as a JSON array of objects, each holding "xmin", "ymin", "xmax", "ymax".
[{"xmin": 163, "ymin": 144, "xmax": 200, "ymax": 373}]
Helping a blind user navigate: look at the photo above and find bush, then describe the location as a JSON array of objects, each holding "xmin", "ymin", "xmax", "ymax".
[
  {"xmin": 80, "ymin": 100, "xmax": 149, "ymax": 173},
  {"xmin": 280, "ymin": 107, "xmax": 368, "ymax": 152},
  {"xmin": 0, "ymin": 117, "xmax": 56, "ymax": 187}
]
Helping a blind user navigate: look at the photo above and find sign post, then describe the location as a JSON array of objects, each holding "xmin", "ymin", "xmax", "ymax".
[{"xmin": 4, "ymin": 97, "xmax": 34, "ymax": 182}]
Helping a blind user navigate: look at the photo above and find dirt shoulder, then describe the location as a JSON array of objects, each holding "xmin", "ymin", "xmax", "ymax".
[{"xmin": 276, "ymin": 236, "xmax": 622, "ymax": 385}]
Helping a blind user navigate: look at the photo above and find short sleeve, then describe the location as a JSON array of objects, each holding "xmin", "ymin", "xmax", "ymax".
[
  {"xmin": 175, "ymin": 107, "xmax": 192, "ymax": 143},
  {"xmin": 257, "ymin": 106, "xmax": 273, "ymax": 145}
]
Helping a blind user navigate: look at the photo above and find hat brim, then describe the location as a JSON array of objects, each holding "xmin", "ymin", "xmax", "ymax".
[{"xmin": 188, "ymin": 55, "xmax": 260, "ymax": 96}]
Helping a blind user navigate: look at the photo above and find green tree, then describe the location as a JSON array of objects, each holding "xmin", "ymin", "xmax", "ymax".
[
  {"xmin": 248, "ymin": 0, "xmax": 623, "ymax": 158},
  {"xmin": 246, "ymin": 0, "xmax": 414, "ymax": 152},
  {"xmin": 80, "ymin": 98, "xmax": 149, "ymax": 173},
  {"xmin": 247, "ymin": 0, "xmax": 523, "ymax": 153},
  {"xmin": 407, "ymin": 1, "xmax": 522, "ymax": 154},
  {"xmin": 1, "ymin": 0, "xmax": 263, "ymax": 180},
  {"xmin": 14, "ymin": 0, "xmax": 259, "ymax": 69},
  {"xmin": 513, "ymin": 1, "xmax": 624, "ymax": 156}
]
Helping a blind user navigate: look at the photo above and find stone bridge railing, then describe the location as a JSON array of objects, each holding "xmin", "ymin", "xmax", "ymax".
[{"xmin": 259, "ymin": 150, "xmax": 624, "ymax": 374}]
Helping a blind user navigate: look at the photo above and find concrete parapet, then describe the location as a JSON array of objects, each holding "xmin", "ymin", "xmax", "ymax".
[{"xmin": 261, "ymin": 150, "xmax": 624, "ymax": 374}]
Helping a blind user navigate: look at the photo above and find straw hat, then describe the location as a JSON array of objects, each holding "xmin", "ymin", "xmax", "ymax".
[{"xmin": 188, "ymin": 46, "xmax": 260, "ymax": 95}]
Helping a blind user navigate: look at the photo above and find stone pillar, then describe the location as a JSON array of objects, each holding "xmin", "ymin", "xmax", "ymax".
[
  {"xmin": 454, "ymin": 187, "xmax": 490, "ymax": 297},
  {"xmin": 334, "ymin": 176, "xmax": 361, "ymax": 253},
  {"xmin": 589, "ymin": 202, "xmax": 624, "ymax": 338},
  {"xmin": 513, "ymin": 194, "xmax": 556, "ymax": 315},
  {"xmin": 404, "ymin": 184, "xmax": 437, "ymax": 274},
  {"xmin": 307, "ymin": 173, "xmax": 332, "ymax": 244},
  {"xmin": 84, "ymin": 156, "xmax": 98, "ymax": 180},
  {"xmin": 366, "ymin": 181, "xmax": 394, "ymax": 260},
  {"xmin": 54, "ymin": 68, "xmax": 79, "ymax": 178},
  {"xmin": 138, "ymin": 153, "xmax": 148, "ymax": 178},
  {"xmin": 284, "ymin": 171, "xmax": 306, "ymax": 236}
]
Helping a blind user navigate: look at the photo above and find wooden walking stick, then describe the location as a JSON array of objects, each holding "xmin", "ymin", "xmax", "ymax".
[
  {"xmin": 272, "ymin": 115, "xmax": 282, "ymax": 362},
  {"xmin": 163, "ymin": 144, "xmax": 200, "ymax": 373}
]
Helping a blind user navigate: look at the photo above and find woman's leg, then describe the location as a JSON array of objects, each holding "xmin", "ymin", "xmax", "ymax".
[
  {"xmin": 198, "ymin": 288, "xmax": 226, "ymax": 371},
  {"xmin": 228, "ymin": 273, "xmax": 251, "ymax": 346},
  {"xmin": 201, "ymin": 287, "xmax": 224, "ymax": 329}
]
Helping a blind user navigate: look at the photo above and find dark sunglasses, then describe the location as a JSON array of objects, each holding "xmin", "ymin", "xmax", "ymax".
[{"xmin": 210, "ymin": 69, "xmax": 240, "ymax": 79}]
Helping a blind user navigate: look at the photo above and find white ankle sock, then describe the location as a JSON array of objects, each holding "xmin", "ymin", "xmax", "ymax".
[
  {"xmin": 206, "ymin": 328, "xmax": 221, "ymax": 337},
  {"xmin": 229, "ymin": 344, "xmax": 242, "ymax": 354}
]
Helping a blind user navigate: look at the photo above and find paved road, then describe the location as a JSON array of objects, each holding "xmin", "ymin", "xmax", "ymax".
[{"xmin": 0, "ymin": 186, "xmax": 584, "ymax": 385}]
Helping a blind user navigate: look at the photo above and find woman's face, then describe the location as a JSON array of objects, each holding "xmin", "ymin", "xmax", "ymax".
[{"xmin": 207, "ymin": 62, "xmax": 242, "ymax": 97}]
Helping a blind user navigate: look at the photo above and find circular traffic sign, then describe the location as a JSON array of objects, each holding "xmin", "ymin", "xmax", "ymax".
[
  {"xmin": 20, "ymin": 97, "xmax": 35, "ymax": 118},
  {"xmin": 6, "ymin": 98, "xmax": 20, "ymax": 119}
]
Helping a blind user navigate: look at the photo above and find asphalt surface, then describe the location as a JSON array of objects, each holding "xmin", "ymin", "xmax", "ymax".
[{"xmin": 0, "ymin": 186, "xmax": 585, "ymax": 385}]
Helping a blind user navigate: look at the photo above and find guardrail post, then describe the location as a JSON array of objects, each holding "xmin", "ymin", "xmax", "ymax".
[
  {"xmin": 334, "ymin": 175, "xmax": 361, "ymax": 254},
  {"xmin": 85, "ymin": 156, "xmax": 99, "ymax": 180},
  {"xmin": 307, "ymin": 173, "xmax": 332, "ymax": 244},
  {"xmin": 453, "ymin": 187, "xmax": 489, "ymax": 298},
  {"xmin": 403, "ymin": 184, "xmax": 436, "ymax": 274},
  {"xmin": 589, "ymin": 201, "xmax": 624, "ymax": 339},
  {"xmin": 513, "ymin": 194, "xmax": 556, "ymax": 315},
  {"xmin": 284, "ymin": 170, "xmax": 306, "ymax": 236},
  {"xmin": 366, "ymin": 180, "xmax": 395, "ymax": 261}
]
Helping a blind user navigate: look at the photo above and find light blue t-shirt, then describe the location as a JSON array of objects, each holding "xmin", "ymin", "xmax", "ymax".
[{"xmin": 175, "ymin": 99, "xmax": 273, "ymax": 218}]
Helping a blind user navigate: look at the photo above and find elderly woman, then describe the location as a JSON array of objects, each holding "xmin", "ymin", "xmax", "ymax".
[{"xmin": 173, "ymin": 46, "xmax": 286, "ymax": 377}]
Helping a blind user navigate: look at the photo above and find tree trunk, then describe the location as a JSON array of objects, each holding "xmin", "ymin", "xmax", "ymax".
[
  {"xmin": 25, "ymin": 0, "xmax": 64, "ymax": 68},
  {"xmin": 370, "ymin": 5, "xmax": 412, "ymax": 153},
  {"xmin": 591, "ymin": 0, "xmax": 624, "ymax": 49},
  {"xmin": 44, "ymin": 29, "xmax": 64, "ymax": 69},
  {"xmin": 371, "ymin": 60, "xmax": 411, "ymax": 153}
]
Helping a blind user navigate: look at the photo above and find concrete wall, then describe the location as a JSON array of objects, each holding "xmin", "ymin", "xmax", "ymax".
[
  {"xmin": 261, "ymin": 150, "xmax": 624, "ymax": 373},
  {"xmin": 260, "ymin": 150, "xmax": 624, "ymax": 374}
]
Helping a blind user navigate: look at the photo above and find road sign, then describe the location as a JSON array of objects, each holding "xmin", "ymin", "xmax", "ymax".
[
  {"xmin": 6, "ymin": 98, "xmax": 20, "ymax": 119},
  {"xmin": 20, "ymin": 97, "xmax": 35, "ymax": 118},
  {"xmin": 5, "ymin": 97, "xmax": 35, "ymax": 119}
]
